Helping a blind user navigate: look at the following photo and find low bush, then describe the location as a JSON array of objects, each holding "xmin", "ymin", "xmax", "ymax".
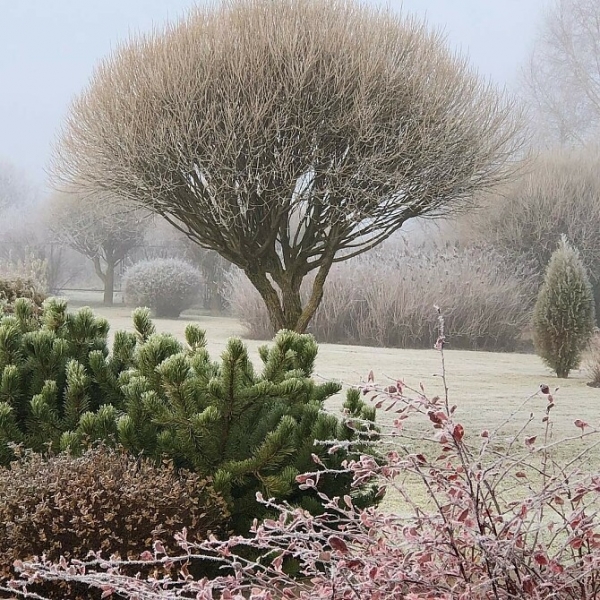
[
  {"xmin": 0, "ymin": 445, "xmax": 228, "ymax": 598},
  {"xmin": 0, "ymin": 300, "xmax": 378, "ymax": 533},
  {"xmin": 123, "ymin": 258, "xmax": 202, "ymax": 317},
  {"xmin": 226, "ymin": 243, "xmax": 535, "ymax": 351},
  {"xmin": 0, "ymin": 298, "xmax": 116, "ymax": 464},
  {"xmin": 0, "ymin": 277, "xmax": 45, "ymax": 314}
]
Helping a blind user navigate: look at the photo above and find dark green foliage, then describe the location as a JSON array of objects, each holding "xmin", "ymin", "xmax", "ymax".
[
  {"xmin": 0, "ymin": 299, "xmax": 122, "ymax": 460},
  {"xmin": 0, "ymin": 445, "xmax": 229, "ymax": 597},
  {"xmin": 74, "ymin": 326, "xmax": 378, "ymax": 531},
  {"xmin": 533, "ymin": 236, "xmax": 596, "ymax": 378},
  {"xmin": 0, "ymin": 301, "xmax": 378, "ymax": 532}
]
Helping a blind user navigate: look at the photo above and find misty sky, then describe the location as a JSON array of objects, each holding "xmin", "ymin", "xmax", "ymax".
[{"xmin": 1, "ymin": 0, "xmax": 549, "ymax": 189}]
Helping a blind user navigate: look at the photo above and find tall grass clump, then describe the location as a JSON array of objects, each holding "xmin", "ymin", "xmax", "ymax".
[{"xmin": 226, "ymin": 243, "xmax": 535, "ymax": 351}]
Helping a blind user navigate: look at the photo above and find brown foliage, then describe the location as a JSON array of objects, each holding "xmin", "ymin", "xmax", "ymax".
[
  {"xmin": 0, "ymin": 446, "xmax": 229, "ymax": 582},
  {"xmin": 461, "ymin": 148, "xmax": 600, "ymax": 319},
  {"xmin": 53, "ymin": 0, "xmax": 524, "ymax": 332},
  {"xmin": 0, "ymin": 277, "xmax": 45, "ymax": 313}
]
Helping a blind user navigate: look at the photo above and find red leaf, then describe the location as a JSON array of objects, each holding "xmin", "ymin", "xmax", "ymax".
[
  {"xmin": 428, "ymin": 410, "xmax": 448, "ymax": 424},
  {"xmin": 569, "ymin": 537, "xmax": 584, "ymax": 550},
  {"xmin": 452, "ymin": 424, "xmax": 465, "ymax": 442},
  {"xmin": 328, "ymin": 535, "xmax": 349, "ymax": 554},
  {"xmin": 525, "ymin": 436, "xmax": 537, "ymax": 448},
  {"xmin": 574, "ymin": 419, "xmax": 589, "ymax": 431},
  {"xmin": 534, "ymin": 552, "xmax": 548, "ymax": 566},
  {"xmin": 457, "ymin": 508, "xmax": 469, "ymax": 522}
]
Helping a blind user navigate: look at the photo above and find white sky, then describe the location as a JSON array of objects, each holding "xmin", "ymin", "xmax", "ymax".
[{"xmin": 0, "ymin": 0, "xmax": 550, "ymax": 188}]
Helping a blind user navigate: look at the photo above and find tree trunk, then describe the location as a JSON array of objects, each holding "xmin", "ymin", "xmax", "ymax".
[
  {"xmin": 245, "ymin": 259, "xmax": 334, "ymax": 334},
  {"xmin": 295, "ymin": 260, "xmax": 333, "ymax": 333},
  {"xmin": 244, "ymin": 268, "xmax": 286, "ymax": 333},
  {"xmin": 93, "ymin": 255, "xmax": 115, "ymax": 306},
  {"xmin": 103, "ymin": 261, "xmax": 115, "ymax": 306}
]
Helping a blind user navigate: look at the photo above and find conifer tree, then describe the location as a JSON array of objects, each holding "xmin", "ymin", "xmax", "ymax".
[
  {"xmin": 533, "ymin": 236, "xmax": 596, "ymax": 378},
  {"xmin": 67, "ymin": 315, "xmax": 378, "ymax": 531}
]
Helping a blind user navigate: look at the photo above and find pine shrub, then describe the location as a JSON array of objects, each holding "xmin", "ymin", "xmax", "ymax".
[
  {"xmin": 0, "ymin": 298, "xmax": 122, "ymax": 464},
  {"xmin": 0, "ymin": 301, "xmax": 378, "ymax": 533},
  {"xmin": 65, "ymin": 314, "xmax": 379, "ymax": 531},
  {"xmin": 533, "ymin": 236, "xmax": 596, "ymax": 378},
  {"xmin": 0, "ymin": 445, "xmax": 229, "ymax": 597},
  {"xmin": 123, "ymin": 258, "xmax": 202, "ymax": 317}
]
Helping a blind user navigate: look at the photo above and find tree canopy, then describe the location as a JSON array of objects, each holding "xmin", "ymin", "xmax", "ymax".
[{"xmin": 53, "ymin": 0, "xmax": 524, "ymax": 331}]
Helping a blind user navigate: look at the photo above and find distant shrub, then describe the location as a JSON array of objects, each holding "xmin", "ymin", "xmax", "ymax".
[
  {"xmin": 459, "ymin": 149, "xmax": 600, "ymax": 325},
  {"xmin": 0, "ymin": 277, "xmax": 45, "ymax": 314},
  {"xmin": 533, "ymin": 236, "xmax": 596, "ymax": 378},
  {"xmin": 225, "ymin": 244, "xmax": 535, "ymax": 351},
  {"xmin": 123, "ymin": 258, "xmax": 202, "ymax": 317},
  {"xmin": 0, "ymin": 445, "xmax": 229, "ymax": 591}
]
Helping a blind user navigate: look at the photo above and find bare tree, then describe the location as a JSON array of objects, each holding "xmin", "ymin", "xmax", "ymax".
[
  {"xmin": 523, "ymin": 0, "xmax": 600, "ymax": 146},
  {"xmin": 459, "ymin": 148, "xmax": 600, "ymax": 317},
  {"xmin": 53, "ymin": 0, "xmax": 524, "ymax": 332},
  {"xmin": 45, "ymin": 191, "xmax": 149, "ymax": 305}
]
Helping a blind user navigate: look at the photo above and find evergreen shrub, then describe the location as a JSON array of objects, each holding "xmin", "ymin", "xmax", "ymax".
[
  {"xmin": 533, "ymin": 236, "xmax": 596, "ymax": 378},
  {"xmin": 0, "ymin": 300, "xmax": 378, "ymax": 533},
  {"xmin": 123, "ymin": 258, "xmax": 202, "ymax": 317}
]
